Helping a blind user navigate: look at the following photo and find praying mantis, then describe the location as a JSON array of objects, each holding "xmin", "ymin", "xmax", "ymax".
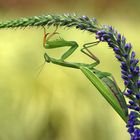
[{"xmin": 42, "ymin": 27, "xmax": 128, "ymax": 122}]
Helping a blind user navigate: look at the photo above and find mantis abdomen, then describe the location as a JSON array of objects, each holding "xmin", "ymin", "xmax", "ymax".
[{"xmin": 101, "ymin": 77, "xmax": 128, "ymax": 116}]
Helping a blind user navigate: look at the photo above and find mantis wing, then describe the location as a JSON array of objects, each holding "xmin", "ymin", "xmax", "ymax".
[{"xmin": 80, "ymin": 66, "xmax": 127, "ymax": 123}]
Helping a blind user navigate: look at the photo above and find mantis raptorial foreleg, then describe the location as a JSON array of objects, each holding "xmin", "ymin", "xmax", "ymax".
[{"xmin": 43, "ymin": 27, "xmax": 78, "ymax": 61}]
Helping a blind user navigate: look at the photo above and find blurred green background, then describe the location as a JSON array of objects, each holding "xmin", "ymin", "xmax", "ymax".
[{"xmin": 0, "ymin": 0, "xmax": 140, "ymax": 140}]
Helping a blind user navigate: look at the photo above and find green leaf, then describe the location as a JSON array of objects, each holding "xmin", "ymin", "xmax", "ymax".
[{"xmin": 80, "ymin": 66, "xmax": 127, "ymax": 123}]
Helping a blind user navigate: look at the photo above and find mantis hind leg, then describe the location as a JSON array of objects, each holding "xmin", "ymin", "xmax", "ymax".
[
  {"xmin": 80, "ymin": 41, "xmax": 100, "ymax": 69},
  {"xmin": 81, "ymin": 41, "xmax": 100, "ymax": 62}
]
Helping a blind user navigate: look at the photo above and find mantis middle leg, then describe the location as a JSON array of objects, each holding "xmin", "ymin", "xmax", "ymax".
[{"xmin": 81, "ymin": 41, "xmax": 100, "ymax": 63}]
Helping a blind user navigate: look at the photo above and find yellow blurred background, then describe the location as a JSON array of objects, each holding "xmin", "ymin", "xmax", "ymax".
[{"xmin": 0, "ymin": 0, "xmax": 140, "ymax": 139}]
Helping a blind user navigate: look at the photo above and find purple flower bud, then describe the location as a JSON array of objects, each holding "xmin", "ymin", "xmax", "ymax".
[
  {"xmin": 123, "ymin": 53, "xmax": 128, "ymax": 58},
  {"xmin": 137, "ymin": 80, "xmax": 140, "ymax": 87},
  {"xmin": 134, "ymin": 59, "xmax": 139, "ymax": 65},
  {"xmin": 122, "ymin": 36, "xmax": 126, "ymax": 43},
  {"xmin": 116, "ymin": 55, "xmax": 122, "ymax": 61},
  {"xmin": 136, "ymin": 94, "xmax": 140, "ymax": 99},
  {"xmin": 121, "ymin": 70, "xmax": 128, "ymax": 75},
  {"xmin": 121, "ymin": 66, "xmax": 127, "ymax": 71},
  {"xmin": 134, "ymin": 106, "xmax": 140, "ymax": 111},
  {"xmin": 117, "ymin": 33, "xmax": 121, "ymax": 44},
  {"xmin": 124, "ymin": 92, "xmax": 131, "ymax": 97},
  {"xmin": 108, "ymin": 26, "xmax": 113, "ymax": 30},
  {"xmin": 127, "ymin": 89, "xmax": 133, "ymax": 94},
  {"xmin": 128, "ymin": 127, "xmax": 134, "ymax": 133},
  {"xmin": 121, "ymin": 61, "xmax": 126, "ymax": 66},
  {"xmin": 124, "ymin": 80, "xmax": 130, "ymax": 86},
  {"xmin": 113, "ymin": 47, "xmax": 120, "ymax": 54},
  {"xmin": 128, "ymin": 74, "xmax": 133, "ymax": 79},
  {"xmin": 108, "ymin": 32, "xmax": 113, "ymax": 36},
  {"xmin": 100, "ymin": 37, "xmax": 105, "ymax": 41},
  {"xmin": 96, "ymin": 31, "xmax": 101, "ymax": 35},
  {"xmin": 117, "ymin": 33, "xmax": 121, "ymax": 39},
  {"xmin": 108, "ymin": 42, "xmax": 113, "ymax": 47},
  {"xmin": 129, "ymin": 101, "xmax": 135, "ymax": 105},
  {"xmin": 134, "ymin": 128, "xmax": 140, "ymax": 135},
  {"xmin": 130, "ymin": 66, "xmax": 134, "ymax": 72},
  {"xmin": 121, "ymin": 62, "xmax": 128, "ymax": 71},
  {"xmin": 127, "ymin": 105, "xmax": 133, "ymax": 109},
  {"xmin": 121, "ymin": 75, "xmax": 128, "ymax": 80},
  {"xmin": 136, "ymin": 66, "xmax": 139, "ymax": 70},
  {"xmin": 100, "ymin": 30, "xmax": 106, "ymax": 34},
  {"xmin": 131, "ymin": 59, "xmax": 139, "ymax": 66},
  {"xmin": 107, "ymin": 38, "xmax": 111, "ymax": 42},
  {"xmin": 125, "ymin": 43, "xmax": 132, "ymax": 50},
  {"xmin": 131, "ymin": 51, "xmax": 136, "ymax": 58},
  {"xmin": 133, "ymin": 70, "xmax": 139, "ymax": 76},
  {"xmin": 130, "ymin": 59, "xmax": 134, "ymax": 64}
]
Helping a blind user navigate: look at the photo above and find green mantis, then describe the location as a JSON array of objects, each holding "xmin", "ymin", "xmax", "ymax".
[{"xmin": 42, "ymin": 27, "xmax": 128, "ymax": 122}]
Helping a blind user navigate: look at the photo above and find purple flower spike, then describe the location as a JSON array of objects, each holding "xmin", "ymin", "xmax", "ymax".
[{"xmin": 94, "ymin": 26, "xmax": 140, "ymax": 139}]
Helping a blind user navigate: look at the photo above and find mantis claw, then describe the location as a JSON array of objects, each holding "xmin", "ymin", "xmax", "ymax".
[
  {"xmin": 43, "ymin": 26, "xmax": 59, "ymax": 48},
  {"xmin": 44, "ymin": 53, "xmax": 51, "ymax": 63}
]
